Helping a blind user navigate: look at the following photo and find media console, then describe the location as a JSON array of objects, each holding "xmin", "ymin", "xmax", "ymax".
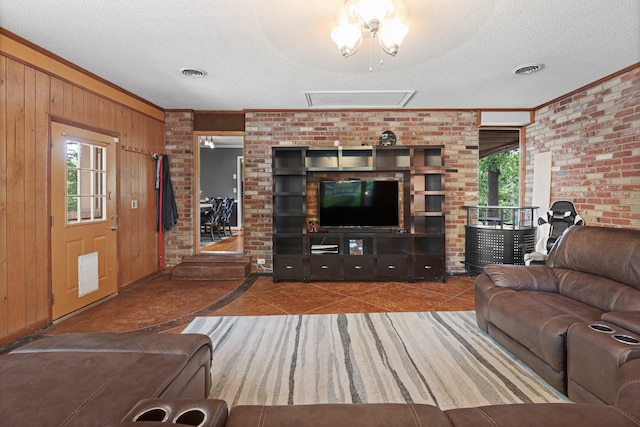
[{"xmin": 272, "ymin": 145, "xmax": 446, "ymax": 282}]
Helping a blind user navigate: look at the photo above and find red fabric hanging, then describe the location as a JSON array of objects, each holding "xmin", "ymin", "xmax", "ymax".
[{"xmin": 158, "ymin": 157, "xmax": 165, "ymax": 269}]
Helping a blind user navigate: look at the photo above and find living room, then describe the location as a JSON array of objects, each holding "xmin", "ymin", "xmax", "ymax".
[
  {"xmin": 0, "ymin": 0, "xmax": 639, "ymax": 346},
  {"xmin": 0, "ymin": 1, "xmax": 640, "ymax": 425}
]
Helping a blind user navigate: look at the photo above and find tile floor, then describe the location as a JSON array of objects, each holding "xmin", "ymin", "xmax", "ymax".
[{"xmin": 4, "ymin": 273, "xmax": 476, "ymax": 351}]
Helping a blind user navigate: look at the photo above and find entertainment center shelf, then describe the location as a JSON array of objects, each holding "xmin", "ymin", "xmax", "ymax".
[{"xmin": 272, "ymin": 145, "xmax": 446, "ymax": 282}]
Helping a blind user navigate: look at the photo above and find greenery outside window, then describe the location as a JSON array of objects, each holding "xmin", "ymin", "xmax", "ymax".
[{"xmin": 66, "ymin": 141, "xmax": 106, "ymax": 223}]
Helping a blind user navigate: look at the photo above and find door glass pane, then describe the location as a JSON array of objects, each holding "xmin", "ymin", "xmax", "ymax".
[{"xmin": 66, "ymin": 139, "xmax": 107, "ymax": 224}]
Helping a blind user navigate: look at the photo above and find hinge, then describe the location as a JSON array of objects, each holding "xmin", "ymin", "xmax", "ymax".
[
  {"xmin": 51, "ymin": 294, "xmax": 55, "ymax": 305},
  {"xmin": 50, "ymin": 216, "xmax": 54, "ymax": 227}
]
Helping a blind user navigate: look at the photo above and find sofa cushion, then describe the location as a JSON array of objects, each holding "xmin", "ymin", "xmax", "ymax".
[
  {"xmin": 226, "ymin": 404, "xmax": 454, "ymax": 427},
  {"xmin": 445, "ymin": 403, "xmax": 640, "ymax": 427},
  {"xmin": 554, "ymin": 268, "xmax": 640, "ymax": 312},
  {"xmin": 547, "ymin": 226, "xmax": 640, "ymax": 290},
  {"xmin": 487, "ymin": 291, "xmax": 603, "ymax": 372}
]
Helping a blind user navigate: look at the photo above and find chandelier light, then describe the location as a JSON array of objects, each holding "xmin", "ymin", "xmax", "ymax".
[
  {"xmin": 200, "ymin": 136, "xmax": 215, "ymax": 149},
  {"xmin": 331, "ymin": 0, "xmax": 409, "ymax": 59}
]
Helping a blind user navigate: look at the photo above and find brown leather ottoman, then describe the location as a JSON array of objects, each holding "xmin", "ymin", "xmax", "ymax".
[
  {"xmin": 1, "ymin": 332, "xmax": 213, "ymax": 427},
  {"xmin": 226, "ymin": 403, "xmax": 454, "ymax": 427}
]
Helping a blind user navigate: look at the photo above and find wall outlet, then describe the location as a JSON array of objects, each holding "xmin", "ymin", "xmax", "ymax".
[
  {"xmin": 131, "ymin": 200, "xmax": 138, "ymax": 209},
  {"xmin": 257, "ymin": 258, "xmax": 265, "ymax": 265}
]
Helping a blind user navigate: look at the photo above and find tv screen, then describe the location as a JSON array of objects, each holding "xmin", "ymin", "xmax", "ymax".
[{"xmin": 319, "ymin": 180, "xmax": 399, "ymax": 228}]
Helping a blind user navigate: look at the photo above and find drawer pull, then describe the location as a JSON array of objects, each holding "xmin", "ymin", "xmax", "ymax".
[
  {"xmin": 354, "ymin": 265, "xmax": 362, "ymax": 269},
  {"xmin": 387, "ymin": 265, "xmax": 396, "ymax": 269},
  {"xmin": 286, "ymin": 265, "xmax": 293, "ymax": 269},
  {"xmin": 424, "ymin": 265, "xmax": 432, "ymax": 269},
  {"xmin": 321, "ymin": 265, "xmax": 329, "ymax": 269}
]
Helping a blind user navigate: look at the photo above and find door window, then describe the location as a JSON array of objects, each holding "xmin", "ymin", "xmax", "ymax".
[{"xmin": 66, "ymin": 141, "xmax": 106, "ymax": 223}]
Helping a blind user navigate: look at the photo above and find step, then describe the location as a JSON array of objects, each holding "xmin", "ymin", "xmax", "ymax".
[{"xmin": 172, "ymin": 254, "xmax": 251, "ymax": 280}]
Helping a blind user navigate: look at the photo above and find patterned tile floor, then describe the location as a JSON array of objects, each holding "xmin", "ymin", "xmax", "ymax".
[{"xmin": 3, "ymin": 273, "xmax": 475, "ymax": 350}]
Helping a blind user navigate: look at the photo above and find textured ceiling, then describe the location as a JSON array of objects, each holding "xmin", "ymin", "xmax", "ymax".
[{"xmin": 1, "ymin": 0, "xmax": 638, "ymax": 110}]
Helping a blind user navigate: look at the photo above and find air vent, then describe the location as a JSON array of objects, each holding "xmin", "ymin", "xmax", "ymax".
[
  {"xmin": 304, "ymin": 90, "xmax": 415, "ymax": 108},
  {"xmin": 513, "ymin": 63, "xmax": 544, "ymax": 75},
  {"xmin": 180, "ymin": 68, "xmax": 208, "ymax": 78}
]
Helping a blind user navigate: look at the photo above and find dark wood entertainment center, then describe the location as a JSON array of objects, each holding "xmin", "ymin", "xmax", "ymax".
[{"xmin": 272, "ymin": 145, "xmax": 446, "ymax": 282}]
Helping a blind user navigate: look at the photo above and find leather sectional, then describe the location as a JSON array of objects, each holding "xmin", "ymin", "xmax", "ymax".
[
  {"xmin": 475, "ymin": 225, "xmax": 640, "ymax": 403},
  {"xmin": 1, "ymin": 329, "xmax": 640, "ymax": 426}
]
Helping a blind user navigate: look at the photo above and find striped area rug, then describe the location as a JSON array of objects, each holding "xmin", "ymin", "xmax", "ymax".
[{"xmin": 183, "ymin": 311, "xmax": 569, "ymax": 409}]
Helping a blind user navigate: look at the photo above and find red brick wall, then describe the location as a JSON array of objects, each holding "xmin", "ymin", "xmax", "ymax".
[
  {"xmin": 526, "ymin": 66, "xmax": 640, "ymax": 228},
  {"xmin": 244, "ymin": 111, "xmax": 479, "ymax": 274},
  {"xmin": 163, "ymin": 111, "xmax": 195, "ymax": 266}
]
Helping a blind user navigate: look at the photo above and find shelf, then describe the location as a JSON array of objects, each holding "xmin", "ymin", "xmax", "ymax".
[
  {"xmin": 413, "ymin": 146, "xmax": 444, "ymax": 168},
  {"xmin": 274, "ymin": 175, "xmax": 305, "ymax": 193},
  {"xmin": 413, "ymin": 216, "xmax": 444, "ymax": 234},
  {"xmin": 306, "ymin": 149, "xmax": 339, "ymax": 169},
  {"xmin": 414, "ymin": 195, "xmax": 444, "ymax": 213},
  {"xmin": 414, "ymin": 236, "xmax": 445, "ymax": 256},
  {"xmin": 375, "ymin": 147, "xmax": 411, "ymax": 169},
  {"xmin": 273, "ymin": 148, "xmax": 305, "ymax": 169}
]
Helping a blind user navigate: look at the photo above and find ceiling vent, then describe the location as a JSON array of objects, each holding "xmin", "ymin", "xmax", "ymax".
[
  {"xmin": 180, "ymin": 68, "xmax": 208, "ymax": 78},
  {"xmin": 304, "ymin": 90, "xmax": 415, "ymax": 108},
  {"xmin": 513, "ymin": 63, "xmax": 544, "ymax": 75}
]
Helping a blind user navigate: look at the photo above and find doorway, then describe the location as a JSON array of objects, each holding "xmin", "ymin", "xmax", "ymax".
[
  {"xmin": 50, "ymin": 122, "xmax": 119, "ymax": 319},
  {"xmin": 195, "ymin": 132, "xmax": 244, "ymax": 254},
  {"xmin": 478, "ymin": 129, "xmax": 522, "ymax": 207}
]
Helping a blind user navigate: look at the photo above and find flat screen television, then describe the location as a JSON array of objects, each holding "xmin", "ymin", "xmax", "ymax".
[{"xmin": 319, "ymin": 180, "xmax": 399, "ymax": 228}]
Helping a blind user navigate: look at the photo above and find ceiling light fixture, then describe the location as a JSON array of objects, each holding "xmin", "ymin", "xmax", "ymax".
[
  {"xmin": 331, "ymin": 0, "xmax": 409, "ymax": 59},
  {"xmin": 200, "ymin": 136, "xmax": 215, "ymax": 149}
]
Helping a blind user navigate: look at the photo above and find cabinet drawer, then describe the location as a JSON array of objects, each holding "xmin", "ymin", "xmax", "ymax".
[
  {"xmin": 309, "ymin": 256, "xmax": 341, "ymax": 280},
  {"xmin": 414, "ymin": 256, "xmax": 444, "ymax": 281},
  {"xmin": 376, "ymin": 255, "xmax": 410, "ymax": 278},
  {"xmin": 343, "ymin": 257, "xmax": 375, "ymax": 280},
  {"xmin": 274, "ymin": 257, "xmax": 304, "ymax": 281}
]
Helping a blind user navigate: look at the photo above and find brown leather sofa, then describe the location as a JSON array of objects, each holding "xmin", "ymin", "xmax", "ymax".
[
  {"xmin": 0, "ymin": 332, "xmax": 215, "ymax": 427},
  {"xmin": 4, "ymin": 327, "xmax": 640, "ymax": 426},
  {"xmin": 111, "ymin": 401, "xmax": 640, "ymax": 426},
  {"xmin": 474, "ymin": 226, "xmax": 640, "ymax": 403},
  {"xmin": 222, "ymin": 402, "xmax": 640, "ymax": 427}
]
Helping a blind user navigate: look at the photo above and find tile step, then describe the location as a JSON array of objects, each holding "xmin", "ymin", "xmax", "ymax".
[{"xmin": 172, "ymin": 255, "xmax": 251, "ymax": 280}]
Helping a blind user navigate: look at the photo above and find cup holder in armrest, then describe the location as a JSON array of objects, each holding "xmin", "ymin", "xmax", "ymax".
[
  {"xmin": 123, "ymin": 399, "xmax": 227, "ymax": 427},
  {"xmin": 134, "ymin": 407, "xmax": 168, "ymax": 422},
  {"xmin": 613, "ymin": 334, "xmax": 640, "ymax": 345},
  {"xmin": 588, "ymin": 323, "xmax": 615, "ymax": 333},
  {"xmin": 174, "ymin": 409, "xmax": 207, "ymax": 426}
]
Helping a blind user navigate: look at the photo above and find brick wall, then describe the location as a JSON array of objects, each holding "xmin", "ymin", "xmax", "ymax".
[
  {"xmin": 526, "ymin": 66, "xmax": 640, "ymax": 228},
  {"xmin": 163, "ymin": 111, "xmax": 195, "ymax": 266},
  {"xmin": 244, "ymin": 110, "xmax": 479, "ymax": 274}
]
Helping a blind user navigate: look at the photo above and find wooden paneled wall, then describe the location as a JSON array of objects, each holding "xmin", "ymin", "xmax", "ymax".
[{"xmin": 0, "ymin": 33, "xmax": 165, "ymax": 346}]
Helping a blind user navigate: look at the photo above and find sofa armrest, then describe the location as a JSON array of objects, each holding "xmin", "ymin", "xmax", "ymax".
[
  {"xmin": 474, "ymin": 274, "xmax": 519, "ymax": 332},
  {"xmin": 602, "ymin": 312, "xmax": 640, "ymax": 336},
  {"xmin": 11, "ymin": 333, "xmax": 212, "ymax": 361},
  {"xmin": 616, "ymin": 359, "xmax": 640, "ymax": 408},
  {"xmin": 483, "ymin": 264, "xmax": 558, "ymax": 292}
]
